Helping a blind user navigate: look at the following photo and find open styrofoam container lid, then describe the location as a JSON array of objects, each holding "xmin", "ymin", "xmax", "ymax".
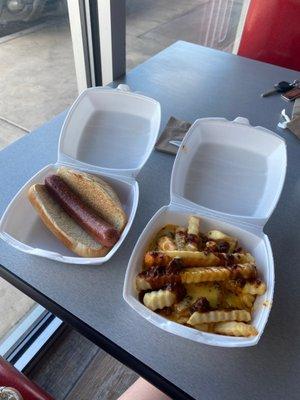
[
  {"xmin": 58, "ymin": 85, "xmax": 161, "ymax": 178},
  {"xmin": 171, "ymin": 117, "xmax": 287, "ymax": 228}
]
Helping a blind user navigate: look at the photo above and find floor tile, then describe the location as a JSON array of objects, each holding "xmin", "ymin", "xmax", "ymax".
[
  {"xmin": 65, "ymin": 351, "xmax": 138, "ymax": 400},
  {"xmin": 28, "ymin": 328, "xmax": 99, "ymax": 400}
]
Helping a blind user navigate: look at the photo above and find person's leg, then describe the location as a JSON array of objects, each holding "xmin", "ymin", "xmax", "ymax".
[{"xmin": 118, "ymin": 378, "xmax": 171, "ymax": 400}]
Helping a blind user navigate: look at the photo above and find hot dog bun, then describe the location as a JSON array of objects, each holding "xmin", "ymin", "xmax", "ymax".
[
  {"xmin": 57, "ymin": 167, "xmax": 127, "ymax": 232},
  {"xmin": 28, "ymin": 184, "xmax": 110, "ymax": 257}
]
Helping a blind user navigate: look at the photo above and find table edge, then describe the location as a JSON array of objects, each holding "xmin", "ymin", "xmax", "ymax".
[{"xmin": 0, "ymin": 263, "xmax": 194, "ymax": 400}]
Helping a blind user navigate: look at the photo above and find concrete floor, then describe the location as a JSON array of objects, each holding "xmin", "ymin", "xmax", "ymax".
[
  {"xmin": 27, "ymin": 328, "xmax": 138, "ymax": 400},
  {"xmin": 0, "ymin": 18, "xmax": 77, "ymax": 136},
  {"xmin": 126, "ymin": 0, "xmax": 244, "ymax": 69},
  {"xmin": 0, "ymin": 0, "xmax": 244, "ymax": 339}
]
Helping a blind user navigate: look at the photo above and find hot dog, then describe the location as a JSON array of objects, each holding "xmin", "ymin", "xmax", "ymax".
[
  {"xmin": 45, "ymin": 175, "xmax": 119, "ymax": 248},
  {"xmin": 28, "ymin": 168, "xmax": 127, "ymax": 257}
]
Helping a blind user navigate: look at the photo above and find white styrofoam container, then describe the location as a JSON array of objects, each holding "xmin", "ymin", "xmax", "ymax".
[
  {"xmin": 0, "ymin": 85, "xmax": 161, "ymax": 265},
  {"xmin": 123, "ymin": 117, "xmax": 286, "ymax": 347}
]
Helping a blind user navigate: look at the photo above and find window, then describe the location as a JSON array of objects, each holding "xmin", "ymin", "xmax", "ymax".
[
  {"xmin": 0, "ymin": 0, "xmax": 88, "ymax": 366},
  {"xmin": 126, "ymin": 0, "xmax": 249, "ymax": 71}
]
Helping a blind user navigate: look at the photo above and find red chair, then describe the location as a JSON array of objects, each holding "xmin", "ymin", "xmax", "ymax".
[
  {"xmin": 238, "ymin": 0, "xmax": 300, "ymax": 71},
  {"xmin": 0, "ymin": 357, "xmax": 54, "ymax": 400}
]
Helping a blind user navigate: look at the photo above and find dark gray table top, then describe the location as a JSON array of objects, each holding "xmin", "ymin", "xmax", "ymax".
[{"xmin": 1, "ymin": 41, "xmax": 299, "ymax": 400}]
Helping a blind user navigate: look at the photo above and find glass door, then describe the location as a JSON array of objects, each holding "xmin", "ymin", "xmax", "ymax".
[
  {"xmin": 126, "ymin": 0, "xmax": 250, "ymax": 71},
  {"xmin": 82, "ymin": 0, "xmax": 251, "ymax": 82}
]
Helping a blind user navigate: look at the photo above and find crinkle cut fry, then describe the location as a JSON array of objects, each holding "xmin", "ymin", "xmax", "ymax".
[
  {"xmin": 186, "ymin": 216, "xmax": 200, "ymax": 251},
  {"xmin": 187, "ymin": 309, "xmax": 251, "ymax": 325},
  {"xmin": 242, "ymin": 280, "xmax": 266, "ymax": 295},
  {"xmin": 143, "ymin": 289, "xmax": 176, "ymax": 311},
  {"xmin": 193, "ymin": 323, "xmax": 213, "ymax": 332},
  {"xmin": 214, "ymin": 321, "xmax": 258, "ymax": 337},
  {"xmin": 136, "ymin": 263, "xmax": 257, "ymax": 290},
  {"xmin": 144, "ymin": 250, "xmax": 254, "ymax": 268},
  {"xmin": 181, "ymin": 263, "xmax": 257, "ymax": 284},
  {"xmin": 241, "ymin": 293, "xmax": 256, "ymax": 309},
  {"xmin": 158, "ymin": 236, "xmax": 177, "ymax": 251},
  {"xmin": 136, "ymin": 273, "xmax": 181, "ymax": 291},
  {"xmin": 206, "ymin": 230, "xmax": 237, "ymax": 253},
  {"xmin": 175, "ymin": 227, "xmax": 187, "ymax": 250},
  {"xmin": 136, "ymin": 275, "xmax": 151, "ymax": 291}
]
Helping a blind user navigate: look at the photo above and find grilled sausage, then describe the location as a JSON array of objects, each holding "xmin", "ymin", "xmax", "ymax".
[{"xmin": 45, "ymin": 175, "xmax": 119, "ymax": 247}]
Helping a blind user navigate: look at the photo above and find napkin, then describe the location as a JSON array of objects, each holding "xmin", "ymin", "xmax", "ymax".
[
  {"xmin": 155, "ymin": 116, "xmax": 192, "ymax": 155},
  {"xmin": 286, "ymin": 98, "xmax": 300, "ymax": 139}
]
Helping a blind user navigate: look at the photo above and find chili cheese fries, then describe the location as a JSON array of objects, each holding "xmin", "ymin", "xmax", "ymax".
[{"xmin": 135, "ymin": 216, "xmax": 266, "ymax": 337}]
